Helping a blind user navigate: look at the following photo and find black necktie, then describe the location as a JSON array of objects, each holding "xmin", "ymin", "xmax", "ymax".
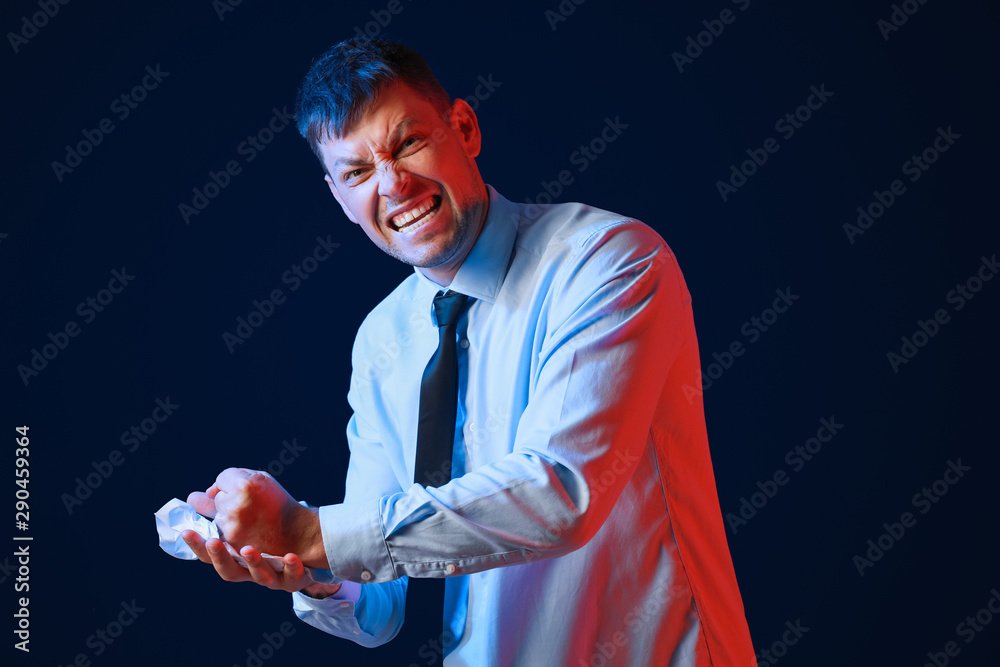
[
  {"xmin": 410, "ymin": 290, "xmax": 468, "ymax": 665},
  {"xmin": 414, "ymin": 290, "xmax": 468, "ymax": 488}
]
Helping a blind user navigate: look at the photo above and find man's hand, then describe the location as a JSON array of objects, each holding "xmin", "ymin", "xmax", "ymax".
[
  {"xmin": 186, "ymin": 468, "xmax": 328, "ymax": 568},
  {"xmin": 181, "ymin": 530, "xmax": 322, "ymax": 593}
]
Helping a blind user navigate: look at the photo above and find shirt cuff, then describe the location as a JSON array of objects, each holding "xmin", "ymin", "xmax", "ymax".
[
  {"xmin": 319, "ymin": 501, "xmax": 394, "ymax": 583},
  {"xmin": 293, "ymin": 579, "xmax": 361, "ymax": 608},
  {"xmin": 291, "ymin": 586, "xmax": 365, "ymax": 639}
]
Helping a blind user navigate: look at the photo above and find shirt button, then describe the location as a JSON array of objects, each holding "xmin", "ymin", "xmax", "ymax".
[
  {"xmin": 360, "ymin": 570, "xmax": 372, "ymax": 581},
  {"xmin": 468, "ymin": 422, "xmax": 475, "ymax": 431},
  {"xmin": 459, "ymin": 338, "xmax": 470, "ymax": 349},
  {"xmin": 445, "ymin": 563, "xmax": 457, "ymax": 574}
]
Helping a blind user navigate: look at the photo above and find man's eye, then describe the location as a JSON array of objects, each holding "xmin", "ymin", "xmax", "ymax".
[
  {"xmin": 402, "ymin": 136, "xmax": 420, "ymax": 148},
  {"xmin": 345, "ymin": 168, "xmax": 363, "ymax": 181}
]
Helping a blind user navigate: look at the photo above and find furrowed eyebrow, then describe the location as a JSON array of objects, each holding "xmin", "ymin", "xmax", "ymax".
[
  {"xmin": 332, "ymin": 117, "xmax": 418, "ymax": 171},
  {"xmin": 386, "ymin": 117, "xmax": 416, "ymax": 147}
]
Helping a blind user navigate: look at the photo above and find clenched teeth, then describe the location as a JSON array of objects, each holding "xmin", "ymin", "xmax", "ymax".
[{"xmin": 391, "ymin": 196, "xmax": 440, "ymax": 231}]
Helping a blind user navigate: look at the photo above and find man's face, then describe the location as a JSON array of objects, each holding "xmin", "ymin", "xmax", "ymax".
[{"xmin": 318, "ymin": 83, "xmax": 488, "ymax": 285}]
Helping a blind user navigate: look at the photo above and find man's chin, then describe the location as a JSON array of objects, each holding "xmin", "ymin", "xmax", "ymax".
[
  {"xmin": 375, "ymin": 235, "xmax": 458, "ymax": 271},
  {"xmin": 381, "ymin": 196, "xmax": 482, "ymax": 272},
  {"xmin": 404, "ymin": 243, "xmax": 464, "ymax": 272}
]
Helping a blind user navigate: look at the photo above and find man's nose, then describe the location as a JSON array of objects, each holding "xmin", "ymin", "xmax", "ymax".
[{"xmin": 377, "ymin": 162, "xmax": 410, "ymax": 200}]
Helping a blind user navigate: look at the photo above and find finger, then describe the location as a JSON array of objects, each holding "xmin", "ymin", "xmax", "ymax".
[
  {"xmin": 240, "ymin": 546, "xmax": 279, "ymax": 588},
  {"xmin": 211, "ymin": 470, "xmax": 246, "ymax": 506},
  {"xmin": 280, "ymin": 553, "xmax": 311, "ymax": 591},
  {"xmin": 187, "ymin": 491, "xmax": 216, "ymax": 518},
  {"xmin": 240, "ymin": 546, "xmax": 274, "ymax": 586},
  {"xmin": 275, "ymin": 552, "xmax": 312, "ymax": 593},
  {"xmin": 241, "ymin": 547, "xmax": 313, "ymax": 592},
  {"xmin": 281, "ymin": 553, "xmax": 306, "ymax": 582},
  {"xmin": 205, "ymin": 538, "xmax": 252, "ymax": 583},
  {"xmin": 214, "ymin": 467, "xmax": 255, "ymax": 492},
  {"xmin": 181, "ymin": 530, "xmax": 213, "ymax": 564}
]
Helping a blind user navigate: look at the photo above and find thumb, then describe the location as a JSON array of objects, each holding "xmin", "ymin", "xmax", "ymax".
[{"xmin": 187, "ymin": 491, "xmax": 217, "ymax": 518}]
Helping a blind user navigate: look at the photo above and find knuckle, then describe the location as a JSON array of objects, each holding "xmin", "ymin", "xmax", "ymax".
[{"xmin": 246, "ymin": 471, "xmax": 273, "ymax": 492}]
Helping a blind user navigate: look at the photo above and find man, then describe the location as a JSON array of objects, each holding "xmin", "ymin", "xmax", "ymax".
[{"xmin": 182, "ymin": 37, "xmax": 756, "ymax": 666}]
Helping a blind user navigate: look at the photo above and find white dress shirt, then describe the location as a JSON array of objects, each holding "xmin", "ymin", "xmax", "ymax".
[{"xmin": 292, "ymin": 186, "xmax": 755, "ymax": 666}]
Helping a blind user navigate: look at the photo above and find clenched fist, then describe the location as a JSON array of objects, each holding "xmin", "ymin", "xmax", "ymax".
[{"xmin": 186, "ymin": 468, "xmax": 327, "ymax": 568}]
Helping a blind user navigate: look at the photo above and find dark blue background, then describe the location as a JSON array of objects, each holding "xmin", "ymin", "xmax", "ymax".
[{"xmin": 3, "ymin": 0, "xmax": 998, "ymax": 665}]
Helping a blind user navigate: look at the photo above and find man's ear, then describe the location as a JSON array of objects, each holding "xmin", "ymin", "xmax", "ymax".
[
  {"xmin": 325, "ymin": 173, "xmax": 358, "ymax": 224},
  {"xmin": 446, "ymin": 98, "xmax": 482, "ymax": 159}
]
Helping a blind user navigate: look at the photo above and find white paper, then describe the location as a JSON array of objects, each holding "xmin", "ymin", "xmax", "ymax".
[{"xmin": 154, "ymin": 497, "xmax": 340, "ymax": 584}]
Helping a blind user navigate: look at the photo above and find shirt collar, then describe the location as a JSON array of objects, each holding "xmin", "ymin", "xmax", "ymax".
[{"xmin": 413, "ymin": 184, "xmax": 519, "ymax": 305}]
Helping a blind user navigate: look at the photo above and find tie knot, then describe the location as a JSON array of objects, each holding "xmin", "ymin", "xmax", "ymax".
[{"xmin": 432, "ymin": 291, "xmax": 469, "ymax": 328}]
